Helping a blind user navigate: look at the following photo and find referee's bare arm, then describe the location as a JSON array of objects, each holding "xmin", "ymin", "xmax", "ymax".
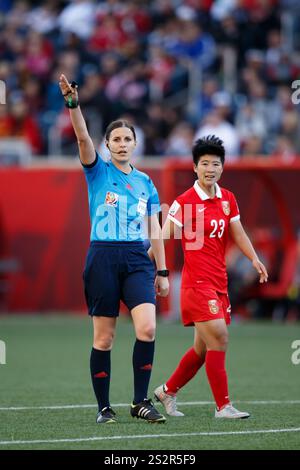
[
  {"xmin": 147, "ymin": 217, "xmax": 175, "ymax": 262},
  {"xmin": 147, "ymin": 214, "xmax": 169, "ymax": 297},
  {"xmin": 147, "ymin": 214, "xmax": 167, "ymax": 269},
  {"xmin": 59, "ymin": 74, "xmax": 95, "ymax": 165}
]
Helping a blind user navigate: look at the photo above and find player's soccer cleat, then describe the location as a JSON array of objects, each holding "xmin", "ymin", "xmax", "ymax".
[
  {"xmin": 154, "ymin": 384, "xmax": 184, "ymax": 417},
  {"xmin": 215, "ymin": 403, "xmax": 250, "ymax": 419},
  {"xmin": 130, "ymin": 398, "xmax": 166, "ymax": 423},
  {"xmin": 96, "ymin": 406, "xmax": 117, "ymax": 424}
]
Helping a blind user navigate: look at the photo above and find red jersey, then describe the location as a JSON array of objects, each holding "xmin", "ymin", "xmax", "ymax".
[{"xmin": 168, "ymin": 181, "xmax": 240, "ymax": 293}]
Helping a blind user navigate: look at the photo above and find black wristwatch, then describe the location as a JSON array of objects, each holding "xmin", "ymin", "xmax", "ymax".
[{"xmin": 157, "ymin": 269, "xmax": 169, "ymax": 277}]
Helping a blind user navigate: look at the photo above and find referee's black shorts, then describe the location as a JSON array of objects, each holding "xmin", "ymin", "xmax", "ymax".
[{"xmin": 83, "ymin": 241, "xmax": 156, "ymax": 317}]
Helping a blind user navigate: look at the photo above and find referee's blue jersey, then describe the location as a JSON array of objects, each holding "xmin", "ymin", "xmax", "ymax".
[{"xmin": 83, "ymin": 152, "xmax": 161, "ymax": 242}]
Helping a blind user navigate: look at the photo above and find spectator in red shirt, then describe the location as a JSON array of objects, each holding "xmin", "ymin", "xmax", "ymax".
[
  {"xmin": 88, "ymin": 15, "xmax": 130, "ymax": 53},
  {"xmin": 0, "ymin": 94, "xmax": 43, "ymax": 154}
]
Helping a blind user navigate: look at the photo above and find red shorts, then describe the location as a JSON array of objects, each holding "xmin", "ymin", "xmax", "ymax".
[{"xmin": 180, "ymin": 287, "xmax": 231, "ymax": 326}]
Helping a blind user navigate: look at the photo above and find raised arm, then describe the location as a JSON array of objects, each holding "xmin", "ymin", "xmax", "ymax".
[{"xmin": 58, "ymin": 74, "xmax": 95, "ymax": 165}]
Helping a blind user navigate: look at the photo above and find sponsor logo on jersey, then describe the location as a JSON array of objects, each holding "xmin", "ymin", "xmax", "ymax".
[
  {"xmin": 222, "ymin": 201, "xmax": 230, "ymax": 216},
  {"xmin": 208, "ymin": 299, "xmax": 219, "ymax": 314},
  {"xmin": 105, "ymin": 191, "xmax": 119, "ymax": 207}
]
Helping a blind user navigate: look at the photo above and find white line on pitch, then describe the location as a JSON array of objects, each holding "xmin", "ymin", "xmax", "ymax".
[
  {"xmin": 0, "ymin": 428, "xmax": 300, "ymax": 446},
  {"xmin": 0, "ymin": 400, "xmax": 299, "ymax": 411}
]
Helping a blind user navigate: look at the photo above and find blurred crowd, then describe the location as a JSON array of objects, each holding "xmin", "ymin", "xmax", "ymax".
[{"xmin": 0, "ymin": 0, "xmax": 300, "ymax": 160}]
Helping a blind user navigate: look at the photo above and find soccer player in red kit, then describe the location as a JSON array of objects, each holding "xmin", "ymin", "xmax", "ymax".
[{"xmin": 152, "ymin": 135, "xmax": 268, "ymax": 418}]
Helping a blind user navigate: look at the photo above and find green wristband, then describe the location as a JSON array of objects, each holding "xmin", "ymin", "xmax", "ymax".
[
  {"xmin": 64, "ymin": 81, "xmax": 79, "ymax": 108},
  {"xmin": 65, "ymin": 95, "xmax": 79, "ymax": 109}
]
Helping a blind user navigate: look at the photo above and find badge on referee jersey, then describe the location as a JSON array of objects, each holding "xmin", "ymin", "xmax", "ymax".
[
  {"xmin": 137, "ymin": 197, "xmax": 147, "ymax": 216},
  {"xmin": 221, "ymin": 201, "xmax": 230, "ymax": 216},
  {"xmin": 105, "ymin": 191, "xmax": 119, "ymax": 207}
]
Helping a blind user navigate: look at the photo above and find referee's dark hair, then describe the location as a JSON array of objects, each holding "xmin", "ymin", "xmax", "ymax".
[
  {"xmin": 192, "ymin": 135, "xmax": 225, "ymax": 166},
  {"xmin": 105, "ymin": 120, "xmax": 137, "ymax": 142}
]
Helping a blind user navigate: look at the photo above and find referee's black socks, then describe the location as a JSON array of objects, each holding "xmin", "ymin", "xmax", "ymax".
[
  {"xmin": 90, "ymin": 348, "xmax": 111, "ymax": 412},
  {"xmin": 132, "ymin": 339, "xmax": 155, "ymax": 404}
]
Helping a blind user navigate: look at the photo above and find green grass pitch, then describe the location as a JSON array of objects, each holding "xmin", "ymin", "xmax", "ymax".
[{"xmin": 0, "ymin": 315, "xmax": 299, "ymax": 450}]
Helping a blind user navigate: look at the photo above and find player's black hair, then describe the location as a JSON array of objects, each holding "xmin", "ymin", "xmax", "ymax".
[
  {"xmin": 105, "ymin": 120, "xmax": 136, "ymax": 142},
  {"xmin": 192, "ymin": 135, "xmax": 225, "ymax": 166}
]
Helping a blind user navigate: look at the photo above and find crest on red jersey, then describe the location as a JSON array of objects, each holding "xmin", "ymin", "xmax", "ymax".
[
  {"xmin": 208, "ymin": 299, "xmax": 219, "ymax": 314},
  {"xmin": 221, "ymin": 201, "xmax": 230, "ymax": 216}
]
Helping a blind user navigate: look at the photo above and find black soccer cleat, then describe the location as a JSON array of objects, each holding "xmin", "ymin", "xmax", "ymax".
[
  {"xmin": 96, "ymin": 406, "xmax": 117, "ymax": 424},
  {"xmin": 130, "ymin": 398, "xmax": 166, "ymax": 423}
]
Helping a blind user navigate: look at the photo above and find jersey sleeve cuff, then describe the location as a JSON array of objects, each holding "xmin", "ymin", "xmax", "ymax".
[
  {"xmin": 167, "ymin": 214, "xmax": 183, "ymax": 228},
  {"xmin": 230, "ymin": 214, "xmax": 240, "ymax": 223},
  {"xmin": 81, "ymin": 150, "xmax": 98, "ymax": 168}
]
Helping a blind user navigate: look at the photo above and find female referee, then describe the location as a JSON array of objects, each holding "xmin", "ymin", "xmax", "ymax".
[
  {"xmin": 59, "ymin": 74, "xmax": 168, "ymax": 424},
  {"xmin": 150, "ymin": 135, "xmax": 268, "ymax": 419}
]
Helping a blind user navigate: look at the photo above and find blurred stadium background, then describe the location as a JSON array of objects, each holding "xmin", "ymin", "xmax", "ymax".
[
  {"xmin": 0, "ymin": 0, "xmax": 300, "ymax": 451},
  {"xmin": 0, "ymin": 0, "xmax": 300, "ymax": 320}
]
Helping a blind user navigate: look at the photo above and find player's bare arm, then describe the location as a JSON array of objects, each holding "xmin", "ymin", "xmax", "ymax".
[
  {"xmin": 147, "ymin": 214, "xmax": 169, "ymax": 297},
  {"xmin": 59, "ymin": 74, "xmax": 95, "ymax": 165},
  {"xmin": 229, "ymin": 219, "xmax": 268, "ymax": 283}
]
